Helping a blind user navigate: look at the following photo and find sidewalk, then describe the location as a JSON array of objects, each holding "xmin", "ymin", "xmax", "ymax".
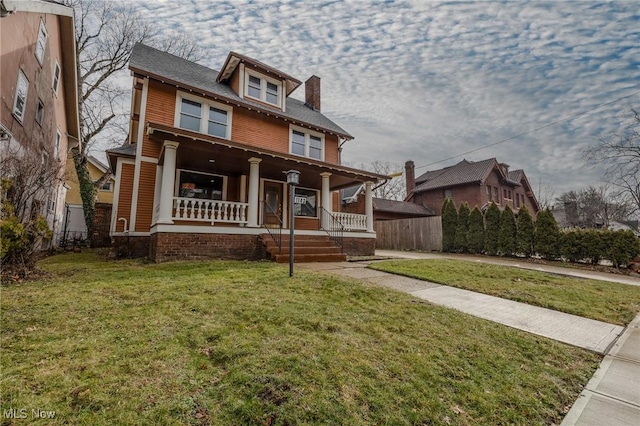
[
  {"xmin": 298, "ymin": 257, "xmax": 640, "ymax": 425},
  {"xmin": 561, "ymin": 314, "xmax": 640, "ymax": 425}
]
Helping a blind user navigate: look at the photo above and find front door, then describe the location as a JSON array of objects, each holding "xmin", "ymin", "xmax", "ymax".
[{"xmin": 263, "ymin": 181, "xmax": 283, "ymax": 227}]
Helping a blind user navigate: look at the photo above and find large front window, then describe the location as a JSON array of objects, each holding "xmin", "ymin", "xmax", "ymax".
[
  {"xmin": 294, "ymin": 188, "xmax": 318, "ymax": 218},
  {"xmin": 290, "ymin": 126, "xmax": 324, "ymax": 160},
  {"xmin": 176, "ymin": 93, "xmax": 231, "ymax": 139},
  {"xmin": 177, "ymin": 170, "xmax": 226, "ymax": 201}
]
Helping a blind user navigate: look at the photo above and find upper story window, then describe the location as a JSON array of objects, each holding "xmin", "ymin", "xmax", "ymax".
[
  {"xmin": 35, "ymin": 20, "xmax": 48, "ymax": 65},
  {"xmin": 244, "ymin": 70, "xmax": 282, "ymax": 107},
  {"xmin": 13, "ymin": 70, "xmax": 29, "ymax": 123},
  {"xmin": 176, "ymin": 92, "xmax": 232, "ymax": 139},
  {"xmin": 290, "ymin": 126, "xmax": 324, "ymax": 161},
  {"xmin": 444, "ymin": 189, "xmax": 452, "ymax": 199},
  {"xmin": 100, "ymin": 181, "xmax": 113, "ymax": 191},
  {"xmin": 54, "ymin": 130, "xmax": 61, "ymax": 160},
  {"xmin": 52, "ymin": 61, "xmax": 61, "ymax": 94},
  {"xmin": 35, "ymin": 99, "xmax": 44, "ymax": 125}
]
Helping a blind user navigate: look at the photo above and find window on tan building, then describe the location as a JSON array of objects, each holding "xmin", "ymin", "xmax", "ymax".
[
  {"xmin": 35, "ymin": 20, "xmax": 48, "ymax": 65},
  {"xmin": 13, "ymin": 70, "xmax": 29, "ymax": 123}
]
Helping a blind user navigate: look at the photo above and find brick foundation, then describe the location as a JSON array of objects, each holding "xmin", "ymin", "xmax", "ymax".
[
  {"xmin": 150, "ymin": 232, "xmax": 267, "ymax": 263},
  {"xmin": 343, "ymin": 237, "xmax": 375, "ymax": 256},
  {"xmin": 112, "ymin": 235, "xmax": 151, "ymax": 258}
]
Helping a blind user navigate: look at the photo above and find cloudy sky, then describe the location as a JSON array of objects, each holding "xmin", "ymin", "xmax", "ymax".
[{"xmin": 124, "ymin": 0, "xmax": 639, "ymax": 196}]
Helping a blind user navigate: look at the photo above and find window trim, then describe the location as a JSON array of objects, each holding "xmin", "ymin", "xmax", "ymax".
[
  {"xmin": 54, "ymin": 130, "xmax": 61, "ymax": 160},
  {"xmin": 13, "ymin": 70, "xmax": 29, "ymax": 123},
  {"xmin": 289, "ymin": 125, "xmax": 325, "ymax": 161},
  {"xmin": 35, "ymin": 19, "xmax": 48, "ymax": 65},
  {"xmin": 174, "ymin": 91, "xmax": 233, "ymax": 140},
  {"xmin": 35, "ymin": 98, "xmax": 44, "ymax": 126},
  {"xmin": 174, "ymin": 169, "xmax": 228, "ymax": 201},
  {"xmin": 243, "ymin": 69, "xmax": 283, "ymax": 108},
  {"xmin": 52, "ymin": 60, "xmax": 61, "ymax": 95}
]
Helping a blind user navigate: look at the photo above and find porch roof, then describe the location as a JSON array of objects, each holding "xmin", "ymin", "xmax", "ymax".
[{"xmin": 147, "ymin": 122, "xmax": 388, "ymax": 191}]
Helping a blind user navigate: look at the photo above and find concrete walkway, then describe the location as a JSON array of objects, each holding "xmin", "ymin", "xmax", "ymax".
[
  {"xmin": 561, "ymin": 314, "xmax": 640, "ymax": 425},
  {"xmin": 298, "ymin": 258, "xmax": 640, "ymax": 425},
  {"xmin": 375, "ymin": 250, "xmax": 640, "ymax": 287}
]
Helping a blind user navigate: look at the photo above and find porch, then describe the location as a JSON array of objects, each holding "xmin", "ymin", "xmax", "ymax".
[{"xmin": 128, "ymin": 123, "xmax": 386, "ymax": 261}]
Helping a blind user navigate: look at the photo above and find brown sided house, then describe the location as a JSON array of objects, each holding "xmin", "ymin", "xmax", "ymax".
[
  {"xmin": 107, "ymin": 44, "xmax": 387, "ymax": 262},
  {"xmin": 405, "ymin": 158, "xmax": 540, "ymax": 215}
]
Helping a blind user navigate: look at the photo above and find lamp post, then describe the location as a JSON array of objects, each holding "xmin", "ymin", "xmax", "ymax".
[{"xmin": 284, "ymin": 170, "xmax": 300, "ymax": 277}]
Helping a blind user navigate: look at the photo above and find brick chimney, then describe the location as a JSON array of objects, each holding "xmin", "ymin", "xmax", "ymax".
[
  {"xmin": 305, "ymin": 75, "xmax": 321, "ymax": 111},
  {"xmin": 405, "ymin": 160, "xmax": 415, "ymax": 197}
]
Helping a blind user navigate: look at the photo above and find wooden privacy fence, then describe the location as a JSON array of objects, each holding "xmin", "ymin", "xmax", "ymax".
[{"xmin": 375, "ymin": 217, "xmax": 442, "ymax": 252}]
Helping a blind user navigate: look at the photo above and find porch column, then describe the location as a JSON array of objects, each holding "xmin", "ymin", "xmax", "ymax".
[
  {"xmin": 157, "ymin": 141, "xmax": 179, "ymax": 224},
  {"xmin": 247, "ymin": 157, "xmax": 262, "ymax": 227},
  {"xmin": 320, "ymin": 172, "xmax": 331, "ymax": 230},
  {"xmin": 365, "ymin": 181, "xmax": 374, "ymax": 232}
]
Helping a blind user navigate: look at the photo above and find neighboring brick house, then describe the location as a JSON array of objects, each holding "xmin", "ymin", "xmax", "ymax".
[
  {"xmin": 341, "ymin": 184, "xmax": 435, "ymax": 221},
  {"xmin": 405, "ymin": 158, "xmax": 540, "ymax": 215},
  {"xmin": 0, "ymin": 0, "xmax": 80, "ymax": 247},
  {"xmin": 107, "ymin": 43, "xmax": 386, "ymax": 262}
]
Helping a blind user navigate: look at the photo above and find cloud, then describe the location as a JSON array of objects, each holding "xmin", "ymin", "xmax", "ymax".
[{"xmin": 110, "ymin": 0, "xmax": 640, "ymax": 196}]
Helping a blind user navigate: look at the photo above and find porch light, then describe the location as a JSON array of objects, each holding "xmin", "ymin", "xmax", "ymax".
[
  {"xmin": 284, "ymin": 169, "xmax": 300, "ymax": 186},
  {"xmin": 284, "ymin": 170, "xmax": 300, "ymax": 277}
]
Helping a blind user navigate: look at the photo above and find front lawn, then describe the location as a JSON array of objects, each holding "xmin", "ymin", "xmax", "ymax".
[
  {"xmin": 1, "ymin": 252, "xmax": 600, "ymax": 425},
  {"xmin": 369, "ymin": 259, "xmax": 640, "ymax": 325}
]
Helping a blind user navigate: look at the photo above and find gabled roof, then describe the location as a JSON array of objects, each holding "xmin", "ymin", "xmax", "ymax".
[
  {"xmin": 373, "ymin": 198, "xmax": 435, "ymax": 216},
  {"xmin": 128, "ymin": 43, "xmax": 352, "ymax": 139},
  {"xmin": 105, "ymin": 143, "xmax": 136, "ymax": 172},
  {"xmin": 341, "ymin": 183, "xmax": 365, "ymax": 202},
  {"xmin": 414, "ymin": 158, "xmax": 509, "ymax": 193},
  {"xmin": 216, "ymin": 51, "xmax": 302, "ymax": 96}
]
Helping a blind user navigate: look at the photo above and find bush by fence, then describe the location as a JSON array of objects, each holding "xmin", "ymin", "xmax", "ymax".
[{"xmin": 441, "ymin": 202, "xmax": 640, "ymax": 268}]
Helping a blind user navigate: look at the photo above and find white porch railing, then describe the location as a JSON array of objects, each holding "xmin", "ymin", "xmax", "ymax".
[
  {"xmin": 173, "ymin": 197, "xmax": 248, "ymax": 224},
  {"xmin": 328, "ymin": 212, "xmax": 367, "ymax": 231}
]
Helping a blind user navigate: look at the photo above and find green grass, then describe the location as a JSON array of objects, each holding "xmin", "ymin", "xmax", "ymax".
[
  {"xmin": 1, "ymin": 252, "xmax": 600, "ymax": 425},
  {"xmin": 369, "ymin": 259, "xmax": 640, "ymax": 326}
]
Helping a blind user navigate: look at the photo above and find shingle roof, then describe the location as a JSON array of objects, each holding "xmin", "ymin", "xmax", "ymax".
[
  {"xmin": 129, "ymin": 43, "xmax": 352, "ymax": 139},
  {"xmin": 509, "ymin": 169, "xmax": 524, "ymax": 183},
  {"xmin": 373, "ymin": 198, "xmax": 435, "ymax": 216},
  {"xmin": 414, "ymin": 158, "xmax": 499, "ymax": 192}
]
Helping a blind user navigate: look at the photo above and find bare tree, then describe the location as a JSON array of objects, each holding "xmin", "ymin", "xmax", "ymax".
[
  {"xmin": 555, "ymin": 185, "xmax": 634, "ymax": 228},
  {"xmin": 535, "ymin": 178, "xmax": 556, "ymax": 210},
  {"xmin": 584, "ymin": 107, "xmax": 640, "ymax": 216},
  {"xmin": 1, "ymin": 145, "xmax": 64, "ymax": 275},
  {"xmin": 359, "ymin": 161, "xmax": 405, "ymax": 201},
  {"xmin": 65, "ymin": 0, "xmax": 210, "ymax": 233}
]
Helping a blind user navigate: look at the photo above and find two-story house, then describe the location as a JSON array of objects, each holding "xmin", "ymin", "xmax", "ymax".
[
  {"xmin": 405, "ymin": 158, "xmax": 540, "ymax": 215},
  {"xmin": 107, "ymin": 43, "xmax": 386, "ymax": 262},
  {"xmin": 0, "ymin": 0, "xmax": 80, "ymax": 246}
]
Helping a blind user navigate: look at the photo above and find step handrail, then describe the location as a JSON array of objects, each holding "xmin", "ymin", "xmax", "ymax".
[
  {"xmin": 320, "ymin": 207, "xmax": 345, "ymax": 253},
  {"xmin": 260, "ymin": 200, "xmax": 283, "ymax": 254}
]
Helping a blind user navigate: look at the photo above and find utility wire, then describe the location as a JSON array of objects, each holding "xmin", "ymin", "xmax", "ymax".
[{"xmin": 415, "ymin": 89, "xmax": 640, "ymax": 171}]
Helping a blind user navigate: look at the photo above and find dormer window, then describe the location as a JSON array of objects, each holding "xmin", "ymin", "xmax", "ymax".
[{"xmin": 244, "ymin": 70, "xmax": 282, "ymax": 107}]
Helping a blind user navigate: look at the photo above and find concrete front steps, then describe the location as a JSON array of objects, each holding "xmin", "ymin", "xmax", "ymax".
[{"xmin": 260, "ymin": 234, "xmax": 347, "ymax": 263}]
